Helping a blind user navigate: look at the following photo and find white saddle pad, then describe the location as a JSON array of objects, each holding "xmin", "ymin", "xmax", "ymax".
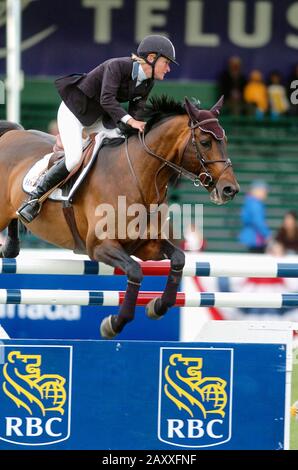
[
  {"xmin": 22, "ymin": 128, "xmax": 124, "ymax": 202},
  {"xmin": 23, "ymin": 153, "xmax": 59, "ymax": 197}
]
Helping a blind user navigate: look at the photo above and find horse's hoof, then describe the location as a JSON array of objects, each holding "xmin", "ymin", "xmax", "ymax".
[
  {"xmin": 0, "ymin": 240, "xmax": 20, "ymax": 259},
  {"xmin": 146, "ymin": 298, "xmax": 163, "ymax": 320},
  {"xmin": 100, "ymin": 315, "xmax": 118, "ymax": 339}
]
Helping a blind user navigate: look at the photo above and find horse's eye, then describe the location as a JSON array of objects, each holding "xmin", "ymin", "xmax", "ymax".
[{"xmin": 200, "ymin": 140, "xmax": 211, "ymax": 148}]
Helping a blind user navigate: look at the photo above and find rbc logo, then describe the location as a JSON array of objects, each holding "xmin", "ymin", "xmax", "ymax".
[
  {"xmin": 0, "ymin": 346, "xmax": 72, "ymax": 446},
  {"xmin": 158, "ymin": 348, "xmax": 233, "ymax": 448}
]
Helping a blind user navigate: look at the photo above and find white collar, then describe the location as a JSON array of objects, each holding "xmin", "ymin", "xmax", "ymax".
[
  {"xmin": 132, "ymin": 62, "xmax": 148, "ymax": 86},
  {"xmin": 137, "ymin": 64, "xmax": 147, "ymax": 83}
]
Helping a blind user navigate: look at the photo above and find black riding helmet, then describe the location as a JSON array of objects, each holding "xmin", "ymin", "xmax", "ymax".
[{"xmin": 137, "ymin": 35, "xmax": 178, "ymax": 74}]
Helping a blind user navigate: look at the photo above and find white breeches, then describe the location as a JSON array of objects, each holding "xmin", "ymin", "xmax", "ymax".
[{"xmin": 57, "ymin": 101, "xmax": 122, "ymax": 171}]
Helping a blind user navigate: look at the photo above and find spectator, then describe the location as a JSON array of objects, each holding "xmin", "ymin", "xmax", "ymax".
[
  {"xmin": 244, "ymin": 70, "xmax": 269, "ymax": 118},
  {"xmin": 239, "ymin": 180, "xmax": 271, "ymax": 253},
  {"xmin": 273, "ymin": 211, "xmax": 298, "ymax": 255},
  {"xmin": 267, "ymin": 71, "xmax": 289, "ymax": 119},
  {"xmin": 218, "ymin": 56, "xmax": 246, "ymax": 115}
]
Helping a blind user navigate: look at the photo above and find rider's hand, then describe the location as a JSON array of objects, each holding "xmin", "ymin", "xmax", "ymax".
[{"xmin": 127, "ymin": 118, "xmax": 146, "ymax": 132}]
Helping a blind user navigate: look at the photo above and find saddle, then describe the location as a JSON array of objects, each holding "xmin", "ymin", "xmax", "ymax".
[
  {"xmin": 23, "ymin": 131, "xmax": 125, "ymax": 254},
  {"xmin": 24, "ymin": 132, "xmax": 125, "ymax": 203}
]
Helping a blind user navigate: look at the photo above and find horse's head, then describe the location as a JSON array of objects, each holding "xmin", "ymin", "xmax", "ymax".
[{"xmin": 183, "ymin": 97, "xmax": 239, "ymax": 204}]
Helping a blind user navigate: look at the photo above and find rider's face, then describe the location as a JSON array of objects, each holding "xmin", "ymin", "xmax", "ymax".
[
  {"xmin": 153, "ymin": 56, "xmax": 171, "ymax": 80},
  {"xmin": 145, "ymin": 54, "xmax": 171, "ymax": 80}
]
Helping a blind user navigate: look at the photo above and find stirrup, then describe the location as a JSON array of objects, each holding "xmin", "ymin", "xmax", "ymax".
[
  {"xmin": 18, "ymin": 198, "xmax": 40, "ymax": 210},
  {"xmin": 16, "ymin": 198, "xmax": 41, "ymax": 224}
]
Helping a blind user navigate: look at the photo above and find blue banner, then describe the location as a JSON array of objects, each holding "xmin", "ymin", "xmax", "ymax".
[
  {"xmin": 0, "ymin": 340, "xmax": 286, "ymax": 449},
  {"xmin": 0, "ymin": 0, "xmax": 298, "ymax": 80}
]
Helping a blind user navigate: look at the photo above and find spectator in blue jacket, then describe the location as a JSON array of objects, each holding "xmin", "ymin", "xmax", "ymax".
[{"xmin": 239, "ymin": 180, "xmax": 271, "ymax": 253}]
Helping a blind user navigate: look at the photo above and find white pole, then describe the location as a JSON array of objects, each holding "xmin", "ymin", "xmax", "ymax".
[{"xmin": 6, "ymin": 0, "xmax": 22, "ymax": 123}]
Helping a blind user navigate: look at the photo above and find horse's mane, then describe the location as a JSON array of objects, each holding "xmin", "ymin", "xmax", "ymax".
[
  {"xmin": 144, "ymin": 95, "xmax": 186, "ymax": 128},
  {"xmin": 122, "ymin": 95, "xmax": 193, "ymax": 136}
]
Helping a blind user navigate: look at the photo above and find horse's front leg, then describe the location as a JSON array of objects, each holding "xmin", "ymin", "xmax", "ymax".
[
  {"xmin": 91, "ymin": 240, "xmax": 143, "ymax": 339},
  {"xmin": 0, "ymin": 219, "xmax": 20, "ymax": 258},
  {"xmin": 146, "ymin": 239, "xmax": 185, "ymax": 319}
]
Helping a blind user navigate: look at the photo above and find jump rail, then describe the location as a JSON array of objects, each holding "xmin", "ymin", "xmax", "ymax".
[
  {"xmin": 1, "ymin": 257, "xmax": 298, "ymax": 278},
  {"xmin": 0, "ymin": 289, "xmax": 298, "ymax": 307}
]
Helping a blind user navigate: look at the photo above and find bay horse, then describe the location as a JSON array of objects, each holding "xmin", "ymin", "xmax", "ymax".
[{"xmin": 0, "ymin": 96, "xmax": 239, "ymax": 338}]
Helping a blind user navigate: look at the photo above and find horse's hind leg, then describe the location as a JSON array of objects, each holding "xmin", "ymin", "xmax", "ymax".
[
  {"xmin": 146, "ymin": 239, "xmax": 185, "ymax": 319},
  {"xmin": 0, "ymin": 219, "xmax": 20, "ymax": 258},
  {"xmin": 91, "ymin": 240, "xmax": 143, "ymax": 339}
]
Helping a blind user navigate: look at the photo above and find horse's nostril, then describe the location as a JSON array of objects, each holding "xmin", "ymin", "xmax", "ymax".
[{"xmin": 223, "ymin": 186, "xmax": 237, "ymax": 198}]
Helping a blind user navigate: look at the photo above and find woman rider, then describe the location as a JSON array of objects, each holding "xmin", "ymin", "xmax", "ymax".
[{"xmin": 17, "ymin": 35, "xmax": 178, "ymax": 223}]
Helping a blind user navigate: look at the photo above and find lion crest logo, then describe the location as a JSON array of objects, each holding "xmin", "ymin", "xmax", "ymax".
[
  {"xmin": 0, "ymin": 346, "xmax": 72, "ymax": 446},
  {"xmin": 158, "ymin": 348, "xmax": 233, "ymax": 448}
]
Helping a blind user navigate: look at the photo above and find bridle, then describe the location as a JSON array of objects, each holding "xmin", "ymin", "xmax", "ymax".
[
  {"xmin": 124, "ymin": 116, "xmax": 233, "ymax": 209},
  {"xmin": 188, "ymin": 118, "xmax": 232, "ymax": 188}
]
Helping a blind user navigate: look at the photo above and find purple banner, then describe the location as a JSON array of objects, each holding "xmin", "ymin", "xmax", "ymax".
[{"xmin": 0, "ymin": 0, "xmax": 298, "ymax": 80}]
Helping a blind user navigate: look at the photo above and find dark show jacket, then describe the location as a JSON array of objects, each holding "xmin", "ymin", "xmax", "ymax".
[{"xmin": 55, "ymin": 57, "xmax": 154, "ymax": 128}]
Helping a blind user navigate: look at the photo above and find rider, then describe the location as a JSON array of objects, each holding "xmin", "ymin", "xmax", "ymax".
[{"xmin": 17, "ymin": 35, "xmax": 178, "ymax": 223}]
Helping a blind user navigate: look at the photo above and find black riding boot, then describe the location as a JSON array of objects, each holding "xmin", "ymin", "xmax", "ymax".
[{"xmin": 17, "ymin": 160, "xmax": 69, "ymax": 223}]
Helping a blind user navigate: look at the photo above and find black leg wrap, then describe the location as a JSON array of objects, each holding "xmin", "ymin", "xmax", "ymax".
[
  {"xmin": 155, "ymin": 269, "xmax": 183, "ymax": 317},
  {"xmin": 0, "ymin": 220, "xmax": 20, "ymax": 258},
  {"xmin": 1, "ymin": 237, "xmax": 20, "ymax": 258},
  {"xmin": 112, "ymin": 281, "xmax": 141, "ymax": 333}
]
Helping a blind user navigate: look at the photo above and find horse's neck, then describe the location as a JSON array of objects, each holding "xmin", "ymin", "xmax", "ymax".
[
  {"xmin": 148, "ymin": 116, "xmax": 189, "ymax": 165},
  {"xmin": 140, "ymin": 116, "xmax": 189, "ymax": 189}
]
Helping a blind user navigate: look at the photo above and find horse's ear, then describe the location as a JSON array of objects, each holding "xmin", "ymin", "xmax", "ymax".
[
  {"xmin": 210, "ymin": 95, "xmax": 224, "ymax": 116},
  {"xmin": 184, "ymin": 97, "xmax": 198, "ymax": 120}
]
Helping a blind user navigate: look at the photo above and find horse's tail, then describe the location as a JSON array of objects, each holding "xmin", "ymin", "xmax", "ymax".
[{"xmin": 0, "ymin": 120, "xmax": 24, "ymax": 138}]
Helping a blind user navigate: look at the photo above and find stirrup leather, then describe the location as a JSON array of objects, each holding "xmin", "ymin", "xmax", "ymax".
[{"xmin": 19, "ymin": 197, "xmax": 40, "ymax": 209}]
